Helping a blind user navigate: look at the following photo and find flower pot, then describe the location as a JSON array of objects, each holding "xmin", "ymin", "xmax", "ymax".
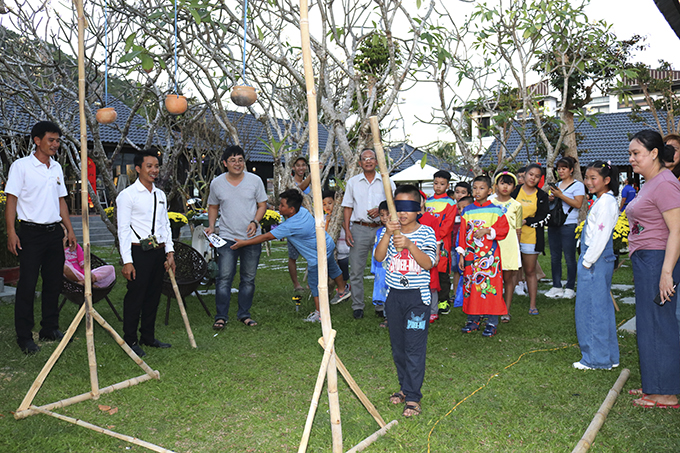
[
  {"xmin": 230, "ymin": 85, "xmax": 257, "ymax": 107},
  {"xmin": 171, "ymin": 223, "xmax": 182, "ymax": 239},
  {"xmin": 165, "ymin": 94, "xmax": 187, "ymax": 115},
  {"xmin": 0, "ymin": 266, "xmax": 20, "ymax": 285},
  {"xmin": 96, "ymin": 107, "xmax": 117, "ymax": 124}
]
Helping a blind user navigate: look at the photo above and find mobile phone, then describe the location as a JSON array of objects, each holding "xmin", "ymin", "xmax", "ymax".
[
  {"xmin": 654, "ymin": 282, "xmax": 678, "ymax": 306},
  {"xmin": 548, "ymin": 182, "xmax": 558, "ymax": 188}
]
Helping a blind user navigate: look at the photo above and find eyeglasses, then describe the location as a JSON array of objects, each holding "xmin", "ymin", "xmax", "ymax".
[
  {"xmin": 361, "ymin": 157, "xmax": 376, "ymax": 162},
  {"xmin": 226, "ymin": 158, "xmax": 245, "ymax": 164}
]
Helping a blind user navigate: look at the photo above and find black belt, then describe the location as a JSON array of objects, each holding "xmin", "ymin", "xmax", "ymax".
[{"xmin": 20, "ymin": 221, "xmax": 61, "ymax": 231}]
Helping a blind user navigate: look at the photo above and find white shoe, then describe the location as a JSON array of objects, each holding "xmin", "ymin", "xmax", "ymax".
[
  {"xmin": 303, "ymin": 311, "xmax": 320, "ymax": 323},
  {"xmin": 562, "ymin": 288, "xmax": 576, "ymax": 299},
  {"xmin": 514, "ymin": 283, "xmax": 526, "ymax": 296},
  {"xmin": 545, "ymin": 287, "xmax": 564, "ymax": 299},
  {"xmin": 573, "ymin": 361, "xmax": 612, "ymax": 370}
]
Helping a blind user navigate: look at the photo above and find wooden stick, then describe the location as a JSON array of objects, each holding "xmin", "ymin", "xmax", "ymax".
[
  {"xmin": 15, "ymin": 372, "xmax": 158, "ymax": 420},
  {"xmin": 299, "ymin": 0, "xmax": 342, "ymax": 450},
  {"xmin": 610, "ymin": 291, "xmax": 620, "ymax": 312},
  {"xmin": 31, "ymin": 406, "xmax": 175, "ymax": 453},
  {"xmin": 368, "ymin": 116, "xmax": 400, "ymax": 248},
  {"xmin": 345, "ymin": 420, "xmax": 398, "ymax": 453},
  {"xmin": 298, "ymin": 330, "xmax": 337, "ymax": 453},
  {"xmin": 319, "ymin": 337, "xmax": 386, "ymax": 428},
  {"xmin": 572, "ymin": 368, "xmax": 630, "ymax": 453},
  {"xmin": 90, "ymin": 308, "xmax": 160, "ymax": 379},
  {"xmin": 168, "ymin": 268, "xmax": 197, "ymax": 348},
  {"xmin": 17, "ymin": 303, "xmax": 87, "ymax": 413}
]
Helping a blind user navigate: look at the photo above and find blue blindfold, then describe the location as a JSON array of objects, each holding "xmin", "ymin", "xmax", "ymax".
[{"xmin": 394, "ymin": 200, "xmax": 421, "ymax": 212}]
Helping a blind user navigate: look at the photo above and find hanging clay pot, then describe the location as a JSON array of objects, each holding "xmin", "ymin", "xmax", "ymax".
[
  {"xmin": 96, "ymin": 107, "xmax": 117, "ymax": 124},
  {"xmin": 230, "ymin": 85, "xmax": 257, "ymax": 107},
  {"xmin": 165, "ymin": 94, "xmax": 187, "ymax": 115}
]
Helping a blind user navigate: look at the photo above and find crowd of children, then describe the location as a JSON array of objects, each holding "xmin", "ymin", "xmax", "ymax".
[{"xmin": 268, "ymin": 161, "xmax": 622, "ymax": 417}]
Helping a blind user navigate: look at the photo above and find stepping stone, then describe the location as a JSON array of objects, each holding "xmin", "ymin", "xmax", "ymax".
[
  {"xmin": 611, "ymin": 284, "xmax": 634, "ymax": 291},
  {"xmin": 620, "ymin": 297, "xmax": 636, "ymax": 305},
  {"xmin": 619, "ymin": 316, "xmax": 636, "ymax": 334}
]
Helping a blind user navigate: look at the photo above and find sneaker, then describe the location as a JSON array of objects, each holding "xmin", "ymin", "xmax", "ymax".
[
  {"xmin": 353, "ymin": 309, "xmax": 364, "ymax": 319},
  {"xmin": 438, "ymin": 300, "xmax": 451, "ymax": 315},
  {"xmin": 482, "ymin": 324, "xmax": 497, "ymax": 337},
  {"xmin": 562, "ymin": 288, "xmax": 576, "ymax": 299},
  {"xmin": 18, "ymin": 339, "xmax": 40, "ymax": 355},
  {"xmin": 514, "ymin": 282, "xmax": 526, "ymax": 296},
  {"xmin": 573, "ymin": 361, "xmax": 612, "ymax": 371},
  {"xmin": 461, "ymin": 321, "xmax": 480, "ymax": 333},
  {"xmin": 429, "ymin": 313, "xmax": 439, "ymax": 323},
  {"xmin": 330, "ymin": 285, "xmax": 351, "ymax": 305},
  {"xmin": 303, "ymin": 311, "xmax": 321, "ymax": 323},
  {"xmin": 39, "ymin": 329, "xmax": 64, "ymax": 341},
  {"xmin": 545, "ymin": 287, "xmax": 564, "ymax": 299}
]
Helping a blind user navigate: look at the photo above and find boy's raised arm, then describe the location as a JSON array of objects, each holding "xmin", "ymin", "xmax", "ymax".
[{"xmin": 231, "ymin": 232, "xmax": 276, "ymax": 249}]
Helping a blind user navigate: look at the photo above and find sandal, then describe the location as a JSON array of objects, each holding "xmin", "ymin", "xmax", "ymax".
[
  {"xmin": 633, "ymin": 396, "xmax": 680, "ymax": 408},
  {"xmin": 501, "ymin": 314, "xmax": 511, "ymax": 323},
  {"xmin": 528, "ymin": 308, "xmax": 539, "ymax": 315},
  {"xmin": 403, "ymin": 402, "xmax": 421, "ymax": 418},
  {"xmin": 389, "ymin": 391, "xmax": 405, "ymax": 405},
  {"xmin": 212, "ymin": 319, "xmax": 226, "ymax": 330},
  {"xmin": 628, "ymin": 388, "xmax": 644, "ymax": 396},
  {"xmin": 240, "ymin": 317, "xmax": 258, "ymax": 327}
]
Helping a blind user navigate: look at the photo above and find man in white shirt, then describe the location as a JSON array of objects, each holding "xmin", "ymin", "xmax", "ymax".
[
  {"xmin": 342, "ymin": 148, "xmax": 395, "ymax": 319},
  {"xmin": 116, "ymin": 150, "xmax": 175, "ymax": 358},
  {"xmin": 206, "ymin": 145, "xmax": 267, "ymax": 329},
  {"xmin": 5, "ymin": 121, "xmax": 77, "ymax": 354}
]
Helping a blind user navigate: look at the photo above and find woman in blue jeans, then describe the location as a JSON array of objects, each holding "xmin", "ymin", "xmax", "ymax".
[
  {"xmin": 627, "ymin": 130, "xmax": 680, "ymax": 408},
  {"xmin": 574, "ymin": 161, "xmax": 620, "ymax": 370},
  {"xmin": 546, "ymin": 156, "xmax": 585, "ymax": 299}
]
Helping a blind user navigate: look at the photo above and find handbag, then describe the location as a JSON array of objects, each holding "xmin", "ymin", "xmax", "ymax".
[{"xmin": 547, "ymin": 181, "xmax": 576, "ymax": 227}]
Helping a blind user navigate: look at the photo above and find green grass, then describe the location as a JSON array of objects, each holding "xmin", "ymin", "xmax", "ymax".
[{"xmin": 0, "ymin": 241, "xmax": 678, "ymax": 452}]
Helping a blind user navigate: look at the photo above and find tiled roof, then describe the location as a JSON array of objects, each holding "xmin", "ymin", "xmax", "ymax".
[{"xmin": 480, "ymin": 110, "xmax": 668, "ymax": 168}]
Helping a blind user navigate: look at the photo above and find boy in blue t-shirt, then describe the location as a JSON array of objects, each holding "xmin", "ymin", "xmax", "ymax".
[
  {"xmin": 374, "ymin": 185, "xmax": 437, "ymax": 418},
  {"xmin": 232, "ymin": 189, "xmax": 350, "ymax": 322}
]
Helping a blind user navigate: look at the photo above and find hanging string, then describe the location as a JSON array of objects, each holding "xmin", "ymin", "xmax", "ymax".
[
  {"xmin": 104, "ymin": 0, "xmax": 108, "ymax": 106},
  {"xmin": 174, "ymin": 0, "xmax": 179, "ymax": 94},
  {"xmin": 241, "ymin": 0, "xmax": 248, "ymax": 85}
]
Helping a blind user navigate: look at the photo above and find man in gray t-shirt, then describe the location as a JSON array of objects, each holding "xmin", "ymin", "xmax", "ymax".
[{"xmin": 206, "ymin": 145, "xmax": 267, "ymax": 328}]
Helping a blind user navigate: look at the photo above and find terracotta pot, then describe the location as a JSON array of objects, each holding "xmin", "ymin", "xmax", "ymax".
[
  {"xmin": 95, "ymin": 107, "xmax": 117, "ymax": 124},
  {"xmin": 0, "ymin": 266, "xmax": 20, "ymax": 285},
  {"xmin": 230, "ymin": 85, "xmax": 257, "ymax": 107},
  {"xmin": 165, "ymin": 94, "xmax": 188, "ymax": 115}
]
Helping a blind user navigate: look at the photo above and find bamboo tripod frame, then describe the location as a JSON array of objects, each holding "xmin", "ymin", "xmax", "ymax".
[
  {"xmin": 14, "ymin": 2, "xmax": 172, "ymax": 452},
  {"xmin": 297, "ymin": 2, "xmax": 396, "ymax": 452}
]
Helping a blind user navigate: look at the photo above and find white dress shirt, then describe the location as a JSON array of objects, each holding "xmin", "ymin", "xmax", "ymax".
[
  {"xmin": 5, "ymin": 153, "xmax": 67, "ymax": 224},
  {"xmin": 582, "ymin": 191, "xmax": 619, "ymax": 268},
  {"xmin": 341, "ymin": 172, "xmax": 396, "ymax": 223},
  {"xmin": 116, "ymin": 179, "xmax": 174, "ymax": 264}
]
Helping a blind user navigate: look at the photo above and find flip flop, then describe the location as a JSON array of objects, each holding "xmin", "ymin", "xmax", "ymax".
[
  {"xmin": 628, "ymin": 388, "xmax": 644, "ymax": 396},
  {"xmin": 528, "ymin": 308, "xmax": 539, "ymax": 315},
  {"xmin": 240, "ymin": 318, "xmax": 258, "ymax": 327},
  {"xmin": 501, "ymin": 314, "xmax": 511, "ymax": 323},
  {"xmin": 633, "ymin": 396, "xmax": 680, "ymax": 408}
]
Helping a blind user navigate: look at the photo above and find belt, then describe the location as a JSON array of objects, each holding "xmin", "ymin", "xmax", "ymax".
[
  {"xmin": 20, "ymin": 221, "xmax": 61, "ymax": 231},
  {"xmin": 132, "ymin": 242, "xmax": 166, "ymax": 250},
  {"xmin": 353, "ymin": 221, "xmax": 380, "ymax": 228}
]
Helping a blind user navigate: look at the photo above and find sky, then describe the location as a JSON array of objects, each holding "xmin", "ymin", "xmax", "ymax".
[{"xmin": 398, "ymin": 0, "xmax": 680, "ymax": 148}]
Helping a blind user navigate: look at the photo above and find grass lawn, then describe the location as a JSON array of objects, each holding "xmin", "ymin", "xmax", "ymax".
[{"xmin": 0, "ymin": 239, "xmax": 678, "ymax": 452}]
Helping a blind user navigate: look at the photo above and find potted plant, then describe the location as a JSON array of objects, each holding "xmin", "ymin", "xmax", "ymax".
[
  {"xmin": 168, "ymin": 212, "xmax": 188, "ymax": 239},
  {"xmin": 0, "ymin": 191, "xmax": 21, "ymax": 284}
]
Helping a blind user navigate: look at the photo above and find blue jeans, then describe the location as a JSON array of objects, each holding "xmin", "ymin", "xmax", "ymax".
[
  {"xmin": 631, "ymin": 250, "xmax": 680, "ymax": 395},
  {"xmin": 215, "ymin": 240, "xmax": 261, "ymax": 322},
  {"xmin": 548, "ymin": 223, "xmax": 577, "ymax": 289},
  {"xmin": 574, "ymin": 240, "xmax": 619, "ymax": 368}
]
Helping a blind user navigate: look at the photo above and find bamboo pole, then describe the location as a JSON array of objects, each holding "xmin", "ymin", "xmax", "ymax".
[
  {"xmin": 298, "ymin": 330, "xmax": 337, "ymax": 453},
  {"xmin": 299, "ymin": 0, "xmax": 342, "ymax": 451},
  {"xmin": 572, "ymin": 368, "xmax": 630, "ymax": 453},
  {"xmin": 32, "ymin": 407, "xmax": 175, "ymax": 453},
  {"xmin": 368, "ymin": 116, "xmax": 399, "ymax": 248},
  {"xmin": 345, "ymin": 420, "xmax": 398, "ymax": 453},
  {"xmin": 610, "ymin": 291, "xmax": 620, "ymax": 312},
  {"xmin": 16, "ymin": 303, "xmax": 87, "ymax": 413},
  {"xmin": 90, "ymin": 309, "xmax": 160, "ymax": 378},
  {"xmin": 15, "ymin": 372, "xmax": 159, "ymax": 420},
  {"xmin": 318, "ymin": 337, "xmax": 386, "ymax": 428},
  {"xmin": 168, "ymin": 269, "xmax": 197, "ymax": 348},
  {"xmin": 75, "ymin": 0, "xmax": 99, "ymax": 400}
]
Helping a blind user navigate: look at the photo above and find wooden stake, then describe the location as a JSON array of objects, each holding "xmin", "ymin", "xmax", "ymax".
[
  {"xmin": 610, "ymin": 291, "xmax": 620, "ymax": 312},
  {"xmin": 32, "ymin": 407, "xmax": 176, "ymax": 453},
  {"xmin": 318, "ymin": 337, "xmax": 386, "ymax": 428},
  {"xmin": 300, "ymin": 0, "xmax": 342, "ymax": 450},
  {"xmin": 572, "ymin": 368, "xmax": 630, "ymax": 453},
  {"xmin": 168, "ymin": 268, "xmax": 197, "ymax": 348},
  {"xmin": 368, "ymin": 116, "xmax": 400, "ymax": 248},
  {"xmin": 345, "ymin": 420, "xmax": 398, "ymax": 453},
  {"xmin": 15, "ymin": 373, "xmax": 159, "ymax": 420},
  {"xmin": 298, "ymin": 330, "xmax": 337, "ymax": 453}
]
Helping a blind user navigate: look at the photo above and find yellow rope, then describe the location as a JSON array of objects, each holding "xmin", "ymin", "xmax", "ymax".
[{"xmin": 426, "ymin": 343, "xmax": 576, "ymax": 452}]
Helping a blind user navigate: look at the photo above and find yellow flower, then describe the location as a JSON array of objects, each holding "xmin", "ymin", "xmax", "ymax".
[{"xmin": 168, "ymin": 212, "xmax": 188, "ymax": 225}]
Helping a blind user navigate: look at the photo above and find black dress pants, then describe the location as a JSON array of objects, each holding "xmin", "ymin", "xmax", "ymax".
[
  {"xmin": 123, "ymin": 246, "xmax": 166, "ymax": 345},
  {"xmin": 15, "ymin": 224, "xmax": 65, "ymax": 342}
]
